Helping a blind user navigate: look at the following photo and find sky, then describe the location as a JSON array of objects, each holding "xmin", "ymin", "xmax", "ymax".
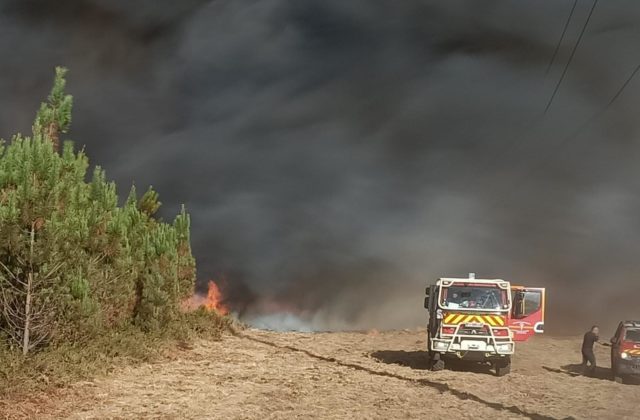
[{"xmin": 1, "ymin": 0, "xmax": 640, "ymax": 333}]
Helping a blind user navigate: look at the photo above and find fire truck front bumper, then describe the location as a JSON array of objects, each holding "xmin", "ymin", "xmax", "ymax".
[
  {"xmin": 431, "ymin": 338, "xmax": 514, "ymax": 355},
  {"xmin": 617, "ymin": 358, "xmax": 640, "ymax": 376}
]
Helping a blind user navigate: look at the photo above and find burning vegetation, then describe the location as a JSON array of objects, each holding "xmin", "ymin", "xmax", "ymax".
[{"xmin": 182, "ymin": 281, "xmax": 230, "ymax": 316}]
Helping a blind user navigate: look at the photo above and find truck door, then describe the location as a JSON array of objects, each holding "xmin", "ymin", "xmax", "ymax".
[
  {"xmin": 424, "ymin": 285, "xmax": 439, "ymax": 336},
  {"xmin": 610, "ymin": 322, "xmax": 623, "ymax": 371},
  {"xmin": 509, "ymin": 287, "xmax": 545, "ymax": 342}
]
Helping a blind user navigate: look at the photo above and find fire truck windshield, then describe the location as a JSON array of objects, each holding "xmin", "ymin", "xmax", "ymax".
[
  {"xmin": 440, "ymin": 285, "xmax": 507, "ymax": 310},
  {"xmin": 625, "ymin": 329, "xmax": 640, "ymax": 342}
]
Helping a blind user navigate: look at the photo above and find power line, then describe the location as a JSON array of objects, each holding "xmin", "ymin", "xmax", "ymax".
[
  {"xmin": 484, "ymin": 59, "xmax": 640, "ymax": 215},
  {"xmin": 549, "ymin": 61, "xmax": 640, "ymax": 154},
  {"xmin": 544, "ymin": 0, "xmax": 598, "ymax": 114},
  {"xmin": 455, "ymin": 0, "xmax": 583, "ymax": 193},
  {"xmin": 605, "ymin": 62, "xmax": 640, "ymax": 108},
  {"xmin": 545, "ymin": 0, "xmax": 579, "ymax": 76}
]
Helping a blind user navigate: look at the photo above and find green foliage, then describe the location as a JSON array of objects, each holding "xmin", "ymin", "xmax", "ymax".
[
  {"xmin": 0, "ymin": 68, "xmax": 198, "ymax": 356},
  {"xmin": 33, "ymin": 67, "xmax": 72, "ymax": 151},
  {"xmin": 139, "ymin": 186, "xmax": 162, "ymax": 217}
]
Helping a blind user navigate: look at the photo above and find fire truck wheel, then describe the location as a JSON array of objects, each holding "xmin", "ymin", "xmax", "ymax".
[
  {"xmin": 611, "ymin": 364, "xmax": 625, "ymax": 383},
  {"xmin": 429, "ymin": 351, "xmax": 445, "ymax": 371},
  {"xmin": 431, "ymin": 359, "xmax": 445, "ymax": 371},
  {"xmin": 494, "ymin": 357, "xmax": 511, "ymax": 377}
]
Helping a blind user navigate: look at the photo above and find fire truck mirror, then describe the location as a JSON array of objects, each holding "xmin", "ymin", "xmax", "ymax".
[{"xmin": 424, "ymin": 296, "xmax": 429, "ymax": 310}]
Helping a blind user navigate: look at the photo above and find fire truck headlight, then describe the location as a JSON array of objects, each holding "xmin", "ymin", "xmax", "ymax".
[
  {"xmin": 621, "ymin": 352, "xmax": 629, "ymax": 360},
  {"xmin": 497, "ymin": 344, "xmax": 513, "ymax": 352},
  {"xmin": 435, "ymin": 341, "xmax": 448, "ymax": 350}
]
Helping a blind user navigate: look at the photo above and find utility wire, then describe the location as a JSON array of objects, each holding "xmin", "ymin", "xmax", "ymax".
[
  {"xmin": 484, "ymin": 59, "xmax": 640, "ymax": 214},
  {"xmin": 604, "ymin": 62, "xmax": 640, "ymax": 109},
  {"xmin": 547, "ymin": 60, "xmax": 640, "ymax": 156},
  {"xmin": 544, "ymin": 0, "xmax": 598, "ymax": 114},
  {"xmin": 545, "ymin": 0, "xmax": 579, "ymax": 76},
  {"xmin": 456, "ymin": 0, "xmax": 582, "ymax": 193}
]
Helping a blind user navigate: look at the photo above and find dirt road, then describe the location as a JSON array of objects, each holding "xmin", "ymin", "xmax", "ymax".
[{"xmin": 4, "ymin": 328, "xmax": 639, "ymax": 419}]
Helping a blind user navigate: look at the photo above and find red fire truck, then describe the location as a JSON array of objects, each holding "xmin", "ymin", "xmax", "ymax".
[
  {"xmin": 610, "ymin": 320, "xmax": 640, "ymax": 383},
  {"xmin": 424, "ymin": 274, "xmax": 545, "ymax": 376}
]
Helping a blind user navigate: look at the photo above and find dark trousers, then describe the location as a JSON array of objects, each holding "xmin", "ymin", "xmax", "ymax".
[{"xmin": 582, "ymin": 349, "xmax": 596, "ymax": 374}]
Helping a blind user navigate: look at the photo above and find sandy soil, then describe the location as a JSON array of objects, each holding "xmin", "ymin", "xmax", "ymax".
[{"xmin": 2, "ymin": 328, "xmax": 639, "ymax": 419}]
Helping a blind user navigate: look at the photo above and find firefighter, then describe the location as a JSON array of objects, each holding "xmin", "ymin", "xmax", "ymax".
[{"xmin": 581, "ymin": 325, "xmax": 602, "ymax": 375}]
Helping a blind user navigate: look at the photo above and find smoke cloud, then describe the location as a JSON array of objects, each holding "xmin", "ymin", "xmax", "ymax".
[{"xmin": 1, "ymin": 0, "xmax": 640, "ymax": 333}]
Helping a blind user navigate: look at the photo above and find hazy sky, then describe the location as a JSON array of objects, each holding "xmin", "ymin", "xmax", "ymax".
[{"xmin": 1, "ymin": 0, "xmax": 640, "ymax": 332}]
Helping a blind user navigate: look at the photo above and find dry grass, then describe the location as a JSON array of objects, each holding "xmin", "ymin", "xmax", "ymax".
[
  {"xmin": 0, "ymin": 309, "xmax": 228, "ymax": 404},
  {"xmin": 5, "ymin": 328, "xmax": 639, "ymax": 419}
]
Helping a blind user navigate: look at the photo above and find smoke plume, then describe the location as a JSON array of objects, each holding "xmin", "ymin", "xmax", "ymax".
[{"xmin": 1, "ymin": 0, "xmax": 640, "ymax": 333}]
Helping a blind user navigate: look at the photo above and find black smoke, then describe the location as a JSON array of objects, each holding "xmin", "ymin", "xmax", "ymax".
[{"xmin": 1, "ymin": 0, "xmax": 640, "ymax": 333}]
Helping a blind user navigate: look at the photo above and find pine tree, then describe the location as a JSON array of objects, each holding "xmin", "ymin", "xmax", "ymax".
[
  {"xmin": 0, "ymin": 68, "xmax": 196, "ymax": 354},
  {"xmin": 33, "ymin": 67, "xmax": 72, "ymax": 152}
]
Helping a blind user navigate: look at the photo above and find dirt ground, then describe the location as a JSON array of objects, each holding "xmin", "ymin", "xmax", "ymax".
[{"xmin": 2, "ymin": 328, "xmax": 639, "ymax": 419}]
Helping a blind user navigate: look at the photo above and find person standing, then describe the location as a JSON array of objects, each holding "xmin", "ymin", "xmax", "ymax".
[{"xmin": 581, "ymin": 325, "xmax": 600, "ymax": 375}]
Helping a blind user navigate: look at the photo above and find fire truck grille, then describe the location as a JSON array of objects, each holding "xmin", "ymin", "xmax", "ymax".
[{"xmin": 458, "ymin": 326, "xmax": 489, "ymax": 336}]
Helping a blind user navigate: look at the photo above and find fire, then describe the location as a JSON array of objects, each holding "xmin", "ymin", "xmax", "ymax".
[
  {"xmin": 203, "ymin": 280, "xmax": 229, "ymax": 315},
  {"xmin": 181, "ymin": 280, "xmax": 229, "ymax": 316}
]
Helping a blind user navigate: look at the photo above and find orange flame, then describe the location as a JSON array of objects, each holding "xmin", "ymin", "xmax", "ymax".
[
  {"xmin": 203, "ymin": 280, "xmax": 229, "ymax": 315},
  {"xmin": 181, "ymin": 280, "xmax": 229, "ymax": 315}
]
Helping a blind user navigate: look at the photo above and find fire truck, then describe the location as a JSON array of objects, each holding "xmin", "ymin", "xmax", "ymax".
[
  {"xmin": 424, "ymin": 274, "xmax": 545, "ymax": 376},
  {"xmin": 610, "ymin": 320, "xmax": 640, "ymax": 384}
]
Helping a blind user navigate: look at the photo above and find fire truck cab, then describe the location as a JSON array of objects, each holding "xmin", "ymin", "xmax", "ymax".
[{"xmin": 424, "ymin": 274, "xmax": 545, "ymax": 376}]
